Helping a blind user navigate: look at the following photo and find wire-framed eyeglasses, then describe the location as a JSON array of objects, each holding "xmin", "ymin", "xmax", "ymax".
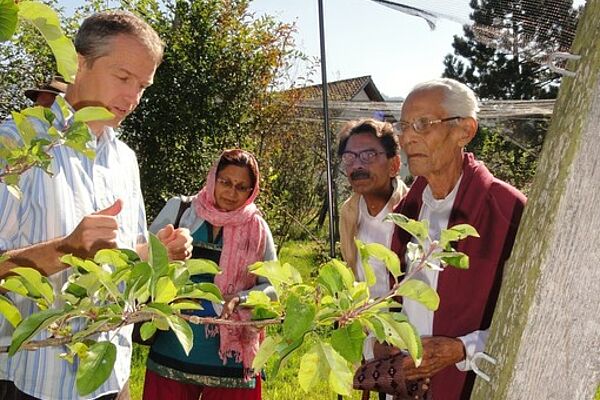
[
  {"xmin": 216, "ymin": 177, "xmax": 253, "ymax": 194},
  {"xmin": 393, "ymin": 116, "xmax": 462, "ymax": 134},
  {"xmin": 341, "ymin": 150, "xmax": 386, "ymax": 165}
]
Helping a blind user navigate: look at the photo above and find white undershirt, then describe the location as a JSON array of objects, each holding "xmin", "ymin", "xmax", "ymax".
[
  {"xmin": 403, "ymin": 176, "xmax": 488, "ymax": 372},
  {"xmin": 355, "ymin": 196, "xmax": 394, "ymax": 299},
  {"xmin": 355, "ymin": 195, "xmax": 395, "ymax": 360}
]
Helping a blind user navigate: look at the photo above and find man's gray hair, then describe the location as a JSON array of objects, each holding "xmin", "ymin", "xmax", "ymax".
[
  {"xmin": 409, "ymin": 78, "xmax": 480, "ymax": 119},
  {"xmin": 75, "ymin": 10, "xmax": 164, "ymax": 67}
]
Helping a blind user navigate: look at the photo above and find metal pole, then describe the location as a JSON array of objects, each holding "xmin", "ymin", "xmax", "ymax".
[{"xmin": 317, "ymin": 0, "xmax": 336, "ymax": 259}]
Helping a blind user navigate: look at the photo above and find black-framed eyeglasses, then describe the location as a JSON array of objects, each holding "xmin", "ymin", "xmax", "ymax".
[
  {"xmin": 393, "ymin": 116, "xmax": 462, "ymax": 134},
  {"xmin": 341, "ymin": 150, "xmax": 386, "ymax": 165},
  {"xmin": 216, "ymin": 177, "xmax": 253, "ymax": 194}
]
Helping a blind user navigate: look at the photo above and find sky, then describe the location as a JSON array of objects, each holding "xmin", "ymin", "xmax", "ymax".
[
  {"xmin": 61, "ymin": 0, "xmax": 588, "ymax": 99},
  {"xmin": 248, "ymin": 0, "xmax": 471, "ymax": 99}
]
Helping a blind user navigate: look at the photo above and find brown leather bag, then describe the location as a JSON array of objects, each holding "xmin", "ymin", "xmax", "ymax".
[{"xmin": 353, "ymin": 352, "xmax": 431, "ymax": 400}]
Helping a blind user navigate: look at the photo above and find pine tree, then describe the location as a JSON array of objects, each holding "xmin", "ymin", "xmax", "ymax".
[{"xmin": 443, "ymin": 0, "xmax": 580, "ymax": 100}]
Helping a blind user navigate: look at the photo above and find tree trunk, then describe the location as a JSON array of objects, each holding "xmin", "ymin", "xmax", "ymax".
[{"xmin": 470, "ymin": 1, "xmax": 600, "ymax": 399}]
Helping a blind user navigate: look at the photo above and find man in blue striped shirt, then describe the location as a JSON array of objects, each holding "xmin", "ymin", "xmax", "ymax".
[{"xmin": 0, "ymin": 11, "xmax": 192, "ymax": 400}]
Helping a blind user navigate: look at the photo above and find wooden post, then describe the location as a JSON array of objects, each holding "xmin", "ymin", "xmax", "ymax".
[{"xmin": 470, "ymin": 1, "xmax": 600, "ymax": 399}]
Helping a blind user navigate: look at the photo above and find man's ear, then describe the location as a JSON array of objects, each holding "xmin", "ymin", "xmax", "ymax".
[
  {"xmin": 457, "ymin": 117, "xmax": 478, "ymax": 147},
  {"xmin": 389, "ymin": 154, "xmax": 401, "ymax": 177}
]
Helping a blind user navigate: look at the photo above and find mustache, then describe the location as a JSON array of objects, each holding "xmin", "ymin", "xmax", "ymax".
[{"xmin": 350, "ymin": 170, "xmax": 370, "ymax": 180}]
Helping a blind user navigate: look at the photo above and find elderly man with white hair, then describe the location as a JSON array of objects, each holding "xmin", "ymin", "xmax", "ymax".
[{"xmin": 385, "ymin": 78, "xmax": 527, "ymax": 400}]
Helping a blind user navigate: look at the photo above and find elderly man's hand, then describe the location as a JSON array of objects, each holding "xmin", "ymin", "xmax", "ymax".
[
  {"xmin": 401, "ymin": 336, "xmax": 465, "ymax": 380},
  {"xmin": 372, "ymin": 336, "xmax": 465, "ymax": 380},
  {"xmin": 156, "ymin": 224, "xmax": 193, "ymax": 260}
]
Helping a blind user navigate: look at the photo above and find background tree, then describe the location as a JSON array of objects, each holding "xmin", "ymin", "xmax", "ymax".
[
  {"xmin": 0, "ymin": 0, "xmax": 60, "ymax": 118},
  {"xmin": 442, "ymin": 0, "xmax": 580, "ymax": 194},
  {"xmin": 112, "ymin": 0, "xmax": 329, "ymax": 246},
  {"xmin": 443, "ymin": 0, "xmax": 580, "ymax": 100}
]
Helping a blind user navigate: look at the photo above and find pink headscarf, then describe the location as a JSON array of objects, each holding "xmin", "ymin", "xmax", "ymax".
[{"xmin": 193, "ymin": 150, "xmax": 267, "ymax": 372}]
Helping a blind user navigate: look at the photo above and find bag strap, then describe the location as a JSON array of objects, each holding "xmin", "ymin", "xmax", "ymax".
[{"xmin": 173, "ymin": 195, "xmax": 193, "ymax": 229}]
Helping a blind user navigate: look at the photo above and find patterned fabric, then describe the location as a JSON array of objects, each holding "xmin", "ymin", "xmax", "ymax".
[
  {"xmin": 353, "ymin": 353, "xmax": 430, "ymax": 399},
  {"xmin": 193, "ymin": 154, "xmax": 267, "ymax": 370},
  {"xmin": 0, "ymin": 98, "xmax": 147, "ymax": 399}
]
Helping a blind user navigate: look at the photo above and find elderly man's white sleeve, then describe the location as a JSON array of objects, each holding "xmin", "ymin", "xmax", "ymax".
[{"xmin": 456, "ymin": 329, "xmax": 489, "ymax": 371}]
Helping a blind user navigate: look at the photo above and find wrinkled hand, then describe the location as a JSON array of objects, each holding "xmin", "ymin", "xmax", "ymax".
[
  {"xmin": 401, "ymin": 336, "xmax": 466, "ymax": 380},
  {"xmin": 157, "ymin": 224, "xmax": 192, "ymax": 261},
  {"xmin": 220, "ymin": 295, "xmax": 240, "ymax": 320},
  {"xmin": 59, "ymin": 199, "xmax": 122, "ymax": 259}
]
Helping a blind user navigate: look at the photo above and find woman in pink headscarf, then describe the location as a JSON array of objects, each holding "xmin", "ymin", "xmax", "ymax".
[{"xmin": 143, "ymin": 149, "xmax": 276, "ymax": 400}]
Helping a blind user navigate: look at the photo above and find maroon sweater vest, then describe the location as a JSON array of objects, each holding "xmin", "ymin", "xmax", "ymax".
[{"xmin": 391, "ymin": 153, "xmax": 526, "ymax": 400}]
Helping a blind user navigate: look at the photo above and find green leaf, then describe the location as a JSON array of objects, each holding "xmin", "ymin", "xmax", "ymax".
[
  {"xmin": 252, "ymin": 335, "xmax": 280, "ymax": 371},
  {"xmin": 9, "ymin": 308, "xmax": 64, "ymax": 356},
  {"xmin": 117, "ymin": 248, "xmax": 141, "ymax": 263},
  {"xmin": 282, "ymin": 293, "xmax": 315, "ymax": 342},
  {"xmin": 20, "ymin": 106, "xmax": 49, "ymax": 122},
  {"xmin": 11, "ymin": 111, "xmax": 37, "ymax": 146},
  {"xmin": 396, "ymin": 279, "xmax": 439, "ymax": 311},
  {"xmin": 316, "ymin": 259, "xmax": 354, "ymax": 296},
  {"xmin": 374, "ymin": 313, "xmax": 422, "ymax": 365},
  {"xmin": 363, "ymin": 241, "xmax": 402, "ymax": 280},
  {"xmin": 330, "ymin": 321, "xmax": 366, "ymax": 364},
  {"xmin": 127, "ymin": 262, "xmax": 152, "ymax": 303},
  {"xmin": 93, "ymin": 249, "xmax": 129, "ymax": 269},
  {"xmin": 71, "ymin": 319, "xmax": 111, "ymax": 342},
  {"xmin": 76, "ymin": 341, "xmax": 117, "ymax": 395},
  {"xmin": 140, "ymin": 321, "xmax": 157, "ymax": 341},
  {"xmin": 11, "ymin": 267, "xmax": 54, "ymax": 306},
  {"xmin": 185, "ymin": 258, "xmax": 221, "ymax": 276},
  {"xmin": 177, "ymin": 282, "xmax": 223, "ymax": 303},
  {"xmin": 355, "ymin": 239, "xmax": 376, "ymax": 287},
  {"xmin": 385, "ymin": 213, "xmax": 429, "ymax": 244},
  {"xmin": 170, "ymin": 300, "xmax": 202, "ymax": 311},
  {"xmin": 154, "ymin": 276, "xmax": 177, "ymax": 303},
  {"xmin": 433, "ymin": 251, "xmax": 470, "ymax": 269},
  {"xmin": 0, "ymin": 294, "xmax": 21, "ymax": 327},
  {"xmin": 73, "ymin": 107, "xmax": 114, "ymax": 123},
  {"xmin": 148, "ymin": 233, "xmax": 169, "ymax": 279},
  {"xmin": 298, "ymin": 343, "xmax": 328, "ymax": 392},
  {"xmin": 169, "ymin": 263, "xmax": 190, "ymax": 287},
  {"xmin": 55, "ymin": 96, "xmax": 72, "ymax": 120},
  {"xmin": 244, "ymin": 290, "xmax": 272, "ymax": 308},
  {"xmin": 439, "ymin": 224, "xmax": 480, "ymax": 249},
  {"xmin": 146, "ymin": 302, "xmax": 174, "ymax": 317},
  {"xmin": 18, "ymin": 1, "xmax": 78, "ymax": 82},
  {"xmin": 321, "ymin": 342, "xmax": 353, "ymax": 396},
  {"xmin": 63, "ymin": 121, "xmax": 94, "ymax": 159},
  {"xmin": 249, "ymin": 261, "xmax": 302, "ymax": 293},
  {"xmin": 0, "ymin": 276, "xmax": 29, "ymax": 296},
  {"xmin": 167, "ymin": 315, "xmax": 193, "ymax": 355},
  {"xmin": 0, "ymin": 0, "xmax": 18, "ymax": 41}
]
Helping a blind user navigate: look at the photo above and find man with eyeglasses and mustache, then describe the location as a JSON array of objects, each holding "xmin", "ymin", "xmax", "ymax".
[
  {"xmin": 337, "ymin": 119, "xmax": 408, "ymax": 366},
  {"xmin": 380, "ymin": 78, "xmax": 527, "ymax": 400}
]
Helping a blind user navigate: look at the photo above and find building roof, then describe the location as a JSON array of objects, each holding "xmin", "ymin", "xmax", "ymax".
[{"xmin": 295, "ymin": 75, "xmax": 386, "ymax": 102}]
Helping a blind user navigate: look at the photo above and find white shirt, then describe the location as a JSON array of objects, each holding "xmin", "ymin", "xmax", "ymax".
[
  {"xmin": 403, "ymin": 177, "xmax": 488, "ymax": 372},
  {"xmin": 355, "ymin": 196, "xmax": 394, "ymax": 299},
  {"xmin": 0, "ymin": 99, "xmax": 147, "ymax": 399},
  {"xmin": 355, "ymin": 195, "xmax": 395, "ymax": 360}
]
